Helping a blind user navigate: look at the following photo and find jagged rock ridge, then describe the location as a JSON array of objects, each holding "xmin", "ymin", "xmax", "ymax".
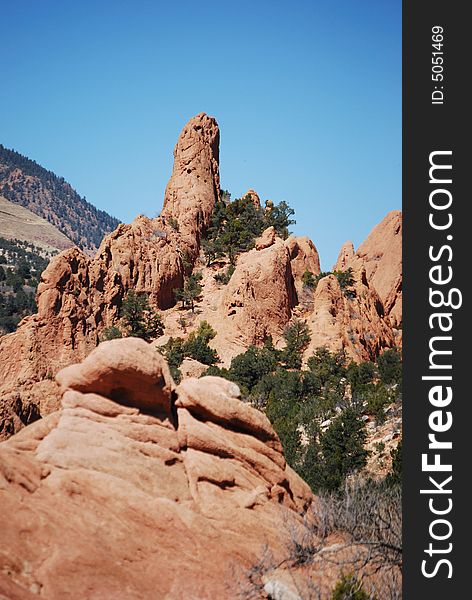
[
  {"xmin": 335, "ymin": 210, "xmax": 402, "ymax": 327},
  {"xmin": 0, "ymin": 114, "xmax": 221, "ymax": 437}
]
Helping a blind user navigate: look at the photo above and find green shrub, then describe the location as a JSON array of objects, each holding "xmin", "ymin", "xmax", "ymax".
[
  {"xmin": 159, "ymin": 337, "xmax": 185, "ymax": 369},
  {"xmin": 331, "ymin": 573, "xmax": 371, "ymax": 600},
  {"xmin": 263, "ymin": 200, "xmax": 295, "ymax": 240},
  {"xmin": 385, "ymin": 440, "xmax": 402, "ymax": 487},
  {"xmin": 167, "ymin": 216, "xmax": 179, "ymax": 231},
  {"xmin": 229, "ymin": 345, "xmax": 278, "ymax": 393},
  {"xmin": 347, "ymin": 360, "xmax": 376, "ymax": 390},
  {"xmin": 280, "ymin": 319, "xmax": 311, "ymax": 369},
  {"xmin": 174, "ymin": 272, "xmax": 203, "ymax": 312},
  {"xmin": 300, "ymin": 408, "xmax": 368, "ymax": 492},
  {"xmin": 306, "ymin": 268, "xmax": 356, "ymax": 298},
  {"xmin": 364, "ymin": 383, "xmax": 394, "ymax": 424},
  {"xmin": 101, "ymin": 326, "xmax": 123, "ymax": 341},
  {"xmin": 182, "ymin": 321, "xmax": 219, "ymax": 365},
  {"xmin": 301, "ymin": 269, "xmax": 316, "ymax": 288},
  {"xmin": 307, "ymin": 347, "xmax": 346, "ymax": 391},
  {"xmin": 333, "ymin": 268, "xmax": 355, "ymax": 297},
  {"xmin": 214, "ymin": 264, "xmax": 235, "ymax": 285},
  {"xmin": 378, "ymin": 348, "xmax": 402, "ymax": 385},
  {"xmin": 157, "ymin": 322, "xmax": 219, "ymax": 371},
  {"xmin": 201, "ymin": 192, "xmax": 296, "ymax": 264},
  {"xmin": 120, "ymin": 290, "xmax": 164, "ymax": 341}
]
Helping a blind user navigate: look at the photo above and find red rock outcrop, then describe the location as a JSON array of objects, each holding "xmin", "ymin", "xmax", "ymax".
[
  {"xmin": 0, "ymin": 339, "xmax": 312, "ymax": 599},
  {"xmin": 305, "ymin": 267, "xmax": 395, "ymax": 362},
  {"xmin": 219, "ymin": 238, "xmax": 297, "ymax": 348},
  {"xmin": 334, "ymin": 240, "xmax": 355, "ymax": 271},
  {"xmin": 339, "ymin": 211, "xmax": 402, "ymax": 327},
  {"xmin": 0, "ymin": 111, "xmax": 402, "ymax": 442},
  {"xmin": 161, "ymin": 112, "xmax": 220, "ymax": 260},
  {"xmin": 243, "ymin": 188, "xmax": 261, "ymax": 208},
  {"xmin": 255, "ymin": 225, "xmax": 276, "ymax": 250},
  {"xmin": 285, "ymin": 235, "xmax": 321, "ymax": 280},
  {"xmin": 0, "ymin": 114, "xmax": 220, "ymax": 437},
  {"xmin": 179, "ymin": 358, "xmax": 208, "ymax": 379}
]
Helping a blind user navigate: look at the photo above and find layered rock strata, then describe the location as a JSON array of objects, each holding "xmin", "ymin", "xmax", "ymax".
[{"xmin": 0, "ymin": 339, "xmax": 312, "ymax": 599}]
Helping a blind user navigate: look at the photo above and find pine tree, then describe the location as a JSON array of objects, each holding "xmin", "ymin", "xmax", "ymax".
[
  {"xmin": 120, "ymin": 290, "xmax": 164, "ymax": 341},
  {"xmin": 302, "ymin": 408, "xmax": 368, "ymax": 492},
  {"xmin": 281, "ymin": 319, "xmax": 311, "ymax": 369},
  {"xmin": 174, "ymin": 273, "xmax": 203, "ymax": 312},
  {"xmin": 302, "ymin": 269, "xmax": 316, "ymax": 288}
]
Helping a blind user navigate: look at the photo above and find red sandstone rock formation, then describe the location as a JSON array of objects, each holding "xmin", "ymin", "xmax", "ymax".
[
  {"xmin": 334, "ymin": 240, "xmax": 355, "ymax": 271},
  {"xmin": 0, "ymin": 339, "xmax": 312, "ymax": 599},
  {"xmin": 0, "ymin": 112, "xmax": 402, "ymax": 440},
  {"xmin": 219, "ymin": 238, "xmax": 297, "ymax": 347},
  {"xmin": 305, "ymin": 268, "xmax": 395, "ymax": 362},
  {"xmin": 243, "ymin": 188, "xmax": 262, "ymax": 208},
  {"xmin": 0, "ymin": 114, "xmax": 220, "ymax": 437},
  {"xmin": 285, "ymin": 235, "xmax": 321, "ymax": 281},
  {"xmin": 338, "ymin": 211, "xmax": 402, "ymax": 327},
  {"xmin": 161, "ymin": 112, "xmax": 220, "ymax": 260},
  {"xmin": 255, "ymin": 225, "xmax": 276, "ymax": 250}
]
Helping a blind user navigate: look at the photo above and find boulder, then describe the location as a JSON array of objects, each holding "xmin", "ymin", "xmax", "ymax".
[
  {"xmin": 255, "ymin": 226, "xmax": 276, "ymax": 250},
  {"xmin": 285, "ymin": 235, "xmax": 321, "ymax": 280},
  {"xmin": 179, "ymin": 358, "xmax": 208, "ymax": 379},
  {"xmin": 0, "ymin": 339, "xmax": 312, "ymax": 599}
]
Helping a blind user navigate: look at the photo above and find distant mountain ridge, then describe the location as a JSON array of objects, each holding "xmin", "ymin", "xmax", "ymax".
[{"xmin": 0, "ymin": 144, "xmax": 120, "ymax": 253}]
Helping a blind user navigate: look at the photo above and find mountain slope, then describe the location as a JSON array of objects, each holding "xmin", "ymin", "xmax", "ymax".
[
  {"xmin": 0, "ymin": 145, "xmax": 120, "ymax": 253},
  {"xmin": 0, "ymin": 196, "xmax": 73, "ymax": 252}
]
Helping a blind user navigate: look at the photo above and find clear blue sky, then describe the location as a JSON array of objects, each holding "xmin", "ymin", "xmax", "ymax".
[{"xmin": 1, "ymin": 0, "xmax": 400, "ymax": 269}]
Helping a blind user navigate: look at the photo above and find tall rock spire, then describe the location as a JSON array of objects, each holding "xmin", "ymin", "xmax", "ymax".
[
  {"xmin": 0, "ymin": 114, "xmax": 220, "ymax": 434},
  {"xmin": 161, "ymin": 112, "xmax": 220, "ymax": 259}
]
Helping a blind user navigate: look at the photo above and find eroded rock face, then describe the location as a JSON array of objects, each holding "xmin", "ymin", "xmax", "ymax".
[
  {"xmin": 285, "ymin": 235, "xmax": 321, "ymax": 280},
  {"xmin": 255, "ymin": 225, "xmax": 276, "ymax": 250},
  {"xmin": 161, "ymin": 112, "xmax": 220, "ymax": 260},
  {"xmin": 334, "ymin": 240, "xmax": 355, "ymax": 271},
  {"xmin": 0, "ymin": 339, "xmax": 312, "ymax": 599},
  {"xmin": 0, "ymin": 114, "xmax": 220, "ymax": 434},
  {"xmin": 341, "ymin": 211, "xmax": 402, "ymax": 327},
  {"xmin": 219, "ymin": 238, "xmax": 298, "ymax": 347},
  {"xmin": 0, "ymin": 111, "xmax": 401, "ymax": 443},
  {"xmin": 305, "ymin": 268, "xmax": 395, "ymax": 362}
]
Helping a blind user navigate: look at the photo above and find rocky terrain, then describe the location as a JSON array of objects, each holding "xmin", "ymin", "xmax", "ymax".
[
  {"xmin": 0, "ymin": 112, "xmax": 402, "ymax": 439},
  {"xmin": 334, "ymin": 210, "xmax": 402, "ymax": 329},
  {"xmin": 0, "ymin": 144, "xmax": 119, "ymax": 253},
  {"xmin": 0, "ymin": 113, "xmax": 402, "ymax": 598},
  {"xmin": 0, "ymin": 339, "xmax": 315, "ymax": 599},
  {"xmin": 0, "ymin": 339, "xmax": 400, "ymax": 600}
]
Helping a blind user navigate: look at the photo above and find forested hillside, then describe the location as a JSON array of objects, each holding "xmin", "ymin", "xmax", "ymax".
[
  {"xmin": 0, "ymin": 237, "xmax": 55, "ymax": 334},
  {"xmin": 0, "ymin": 145, "xmax": 120, "ymax": 253}
]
